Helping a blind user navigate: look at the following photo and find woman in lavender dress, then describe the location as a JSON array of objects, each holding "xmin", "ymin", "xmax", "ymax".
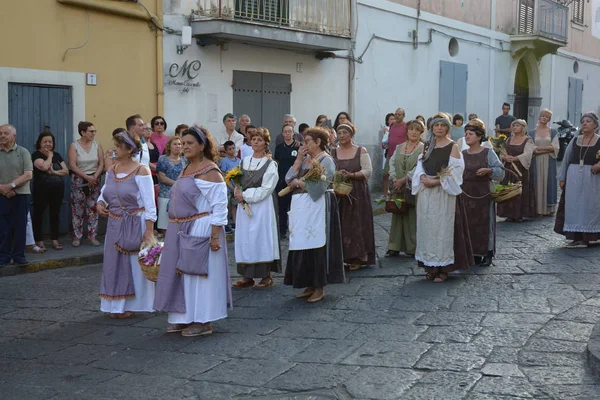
[
  {"xmin": 154, "ymin": 126, "xmax": 231, "ymax": 337},
  {"xmin": 96, "ymin": 131, "xmax": 156, "ymax": 319}
]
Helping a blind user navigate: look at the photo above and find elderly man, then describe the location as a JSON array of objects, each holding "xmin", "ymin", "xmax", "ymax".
[
  {"xmin": 216, "ymin": 113, "xmax": 244, "ymax": 156},
  {"xmin": 0, "ymin": 124, "xmax": 33, "ymax": 266},
  {"xmin": 237, "ymin": 114, "xmax": 252, "ymax": 137},
  {"xmin": 275, "ymin": 114, "xmax": 303, "ymax": 146}
]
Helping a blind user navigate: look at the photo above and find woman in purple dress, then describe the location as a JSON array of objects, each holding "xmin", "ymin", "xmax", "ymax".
[
  {"xmin": 96, "ymin": 131, "xmax": 156, "ymax": 319},
  {"xmin": 154, "ymin": 126, "xmax": 231, "ymax": 337}
]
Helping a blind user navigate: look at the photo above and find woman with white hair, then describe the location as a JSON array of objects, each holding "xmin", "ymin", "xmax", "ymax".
[
  {"xmin": 497, "ymin": 119, "xmax": 536, "ymax": 222},
  {"xmin": 412, "ymin": 114, "xmax": 474, "ymax": 283}
]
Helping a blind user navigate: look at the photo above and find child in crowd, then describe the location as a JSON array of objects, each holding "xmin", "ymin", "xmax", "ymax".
[{"xmin": 219, "ymin": 140, "xmax": 241, "ymax": 234}]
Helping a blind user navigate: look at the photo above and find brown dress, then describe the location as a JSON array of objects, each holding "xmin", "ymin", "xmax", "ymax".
[
  {"xmin": 332, "ymin": 147, "xmax": 376, "ymax": 266},
  {"xmin": 497, "ymin": 137, "xmax": 536, "ymax": 219},
  {"xmin": 461, "ymin": 149, "xmax": 493, "ymax": 256}
]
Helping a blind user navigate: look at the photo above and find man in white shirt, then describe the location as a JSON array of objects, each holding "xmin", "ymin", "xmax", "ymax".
[
  {"xmin": 217, "ymin": 113, "xmax": 244, "ymax": 156},
  {"xmin": 125, "ymin": 114, "xmax": 149, "ymax": 166}
]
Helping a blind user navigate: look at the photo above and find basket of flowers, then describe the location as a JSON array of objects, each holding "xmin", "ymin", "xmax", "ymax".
[
  {"xmin": 138, "ymin": 239, "xmax": 163, "ymax": 282},
  {"xmin": 490, "ymin": 167, "xmax": 522, "ymax": 203},
  {"xmin": 332, "ymin": 171, "xmax": 353, "ymax": 196}
]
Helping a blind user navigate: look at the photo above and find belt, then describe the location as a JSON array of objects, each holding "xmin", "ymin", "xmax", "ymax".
[
  {"xmin": 108, "ymin": 207, "xmax": 145, "ymax": 220},
  {"xmin": 169, "ymin": 212, "xmax": 210, "ymax": 223}
]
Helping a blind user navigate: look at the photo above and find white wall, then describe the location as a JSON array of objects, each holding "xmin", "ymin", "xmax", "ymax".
[
  {"xmin": 162, "ymin": 11, "xmax": 349, "ymax": 136},
  {"xmin": 352, "ymin": 0, "xmax": 514, "ymax": 145}
]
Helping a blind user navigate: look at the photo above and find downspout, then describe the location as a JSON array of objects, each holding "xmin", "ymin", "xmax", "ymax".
[
  {"xmin": 488, "ymin": 0, "xmax": 497, "ymax": 127},
  {"xmin": 56, "ymin": 0, "xmax": 158, "ymax": 21},
  {"xmin": 156, "ymin": 0, "xmax": 164, "ymax": 116},
  {"xmin": 348, "ymin": 0, "xmax": 358, "ymax": 118}
]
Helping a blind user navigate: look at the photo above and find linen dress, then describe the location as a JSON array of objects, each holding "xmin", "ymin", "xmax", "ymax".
[
  {"xmin": 497, "ymin": 136, "xmax": 536, "ymax": 219},
  {"xmin": 554, "ymin": 135, "xmax": 600, "ymax": 242},
  {"xmin": 529, "ymin": 128, "xmax": 559, "ymax": 215},
  {"xmin": 412, "ymin": 143, "xmax": 474, "ymax": 272},
  {"xmin": 387, "ymin": 142, "xmax": 423, "ymax": 255},
  {"xmin": 332, "ymin": 147, "xmax": 375, "ymax": 266},
  {"xmin": 153, "ymin": 166, "xmax": 231, "ymax": 324},
  {"xmin": 98, "ymin": 168, "xmax": 157, "ymax": 313},
  {"xmin": 284, "ymin": 154, "xmax": 345, "ymax": 288},
  {"xmin": 235, "ymin": 157, "xmax": 281, "ymax": 278},
  {"xmin": 461, "ymin": 148, "xmax": 504, "ymax": 256}
]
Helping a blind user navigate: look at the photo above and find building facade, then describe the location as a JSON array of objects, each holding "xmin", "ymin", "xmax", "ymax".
[{"xmin": 1, "ymin": 0, "xmax": 163, "ymax": 231}]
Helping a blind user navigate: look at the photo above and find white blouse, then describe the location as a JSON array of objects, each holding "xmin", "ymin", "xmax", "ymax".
[
  {"xmin": 98, "ymin": 174, "xmax": 157, "ymax": 222},
  {"xmin": 412, "ymin": 153, "xmax": 465, "ymax": 197},
  {"xmin": 240, "ymin": 157, "xmax": 279, "ymax": 204}
]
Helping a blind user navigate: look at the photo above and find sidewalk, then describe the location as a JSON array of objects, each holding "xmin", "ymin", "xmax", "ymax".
[{"xmin": 1, "ymin": 199, "xmax": 387, "ymax": 278}]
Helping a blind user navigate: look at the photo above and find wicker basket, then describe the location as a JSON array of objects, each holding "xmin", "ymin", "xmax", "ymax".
[
  {"xmin": 138, "ymin": 259, "xmax": 159, "ymax": 282},
  {"xmin": 333, "ymin": 181, "xmax": 353, "ymax": 196},
  {"xmin": 490, "ymin": 183, "xmax": 522, "ymax": 203}
]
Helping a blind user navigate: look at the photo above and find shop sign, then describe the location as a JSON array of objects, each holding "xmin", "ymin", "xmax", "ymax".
[{"xmin": 166, "ymin": 60, "xmax": 201, "ymax": 92}]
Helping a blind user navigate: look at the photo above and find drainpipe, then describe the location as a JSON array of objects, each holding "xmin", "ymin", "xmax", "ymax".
[
  {"xmin": 348, "ymin": 0, "xmax": 358, "ymax": 118},
  {"xmin": 156, "ymin": 0, "xmax": 164, "ymax": 116},
  {"xmin": 488, "ymin": 0, "xmax": 496, "ymax": 128}
]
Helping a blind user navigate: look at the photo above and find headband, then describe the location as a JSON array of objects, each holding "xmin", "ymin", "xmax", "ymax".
[
  {"xmin": 430, "ymin": 117, "xmax": 452, "ymax": 129},
  {"xmin": 511, "ymin": 119, "xmax": 528, "ymax": 128},
  {"xmin": 581, "ymin": 113, "xmax": 599, "ymax": 124},
  {"xmin": 190, "ymin": 125, "xmax": 207, "ymax": 145},
  {"xmin": 336, "ymin": 123, "xmax": 355, "ymax": 135},
  {"xmin": 116, "ymin": 132, "xmax": 140, "ymax": 156},
  {"xmin": 464, "ymin": 124, "xmax": 486, "ymax": 137}
]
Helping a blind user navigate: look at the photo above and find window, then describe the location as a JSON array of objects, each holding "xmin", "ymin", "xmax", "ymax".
[
  {"xmin": 572, "ymin": 0, "xmax": 585, "ymax": 25},
  {"xmin": 518, "ymin": 0, "xmax": 534, "ymax": 35}
]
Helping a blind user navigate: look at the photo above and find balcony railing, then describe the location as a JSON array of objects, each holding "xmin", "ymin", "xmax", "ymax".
[
  {"xmin": 517, "ymin": 0, "xmax": 568, "ymax": 42},
  {"xmin": 194, "ymin": 0, "xmax": 352, "ymax": 37}
]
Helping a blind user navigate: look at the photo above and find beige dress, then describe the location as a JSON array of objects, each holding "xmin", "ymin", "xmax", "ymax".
[{"xmin": 533, "ymin": 135, "xmax": 559, "ymax": 215}]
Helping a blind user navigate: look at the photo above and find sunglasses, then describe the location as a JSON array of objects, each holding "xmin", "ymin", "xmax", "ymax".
[{"xmin": 154, "ymin": 121, "xmax": 165, "ymax": 126}]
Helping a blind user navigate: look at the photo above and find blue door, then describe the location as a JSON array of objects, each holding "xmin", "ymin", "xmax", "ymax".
[
  {"xmin": 439, "ymin": 61, "xmax": 468, "ymax": 119},
  {"xmin": 8, "ymin": 83, "xmax": 73, "ymax": 235}
]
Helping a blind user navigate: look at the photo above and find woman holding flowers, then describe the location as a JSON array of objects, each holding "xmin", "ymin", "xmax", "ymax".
[
  {"xmin": 412, "ymin": 114, "xmax": 474, "ymax": 283},
  {"xmin": 332, "ymin": 123, "xmax": 375, "ymax": 270},
  {"xmin": 461, "ymin": 119, "xmax": 504, "ymax": 267},
  {"xmin": 529, "ymin": 108, "xmax": 560, "ymax": 216},
  {"xmin": 385, "ymin": 119, "xmax": 424, "ymax": 258},
  {"xmin": 284, "ymin": 127, "xmax": 344, "ymax": 303},
  {"xmin": 95, "ymin": 131, "xmax": 157, "ymax": 319},
  {"xmin": 232, "ymin": 128, "xmax": 280, "ymax": 288},
  {"xmin": 153, "ymin": 126, "xmax": 231, "ymax": 337},
  {"xmin": 555, "ymin": 112, "xmax": 600, "ymax": 248},
  {"xmin": 497, "ymin": 120, "xmax": 536, "ymax": 222}
]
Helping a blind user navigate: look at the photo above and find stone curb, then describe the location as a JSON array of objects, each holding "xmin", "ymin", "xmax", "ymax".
[
  {"xmin": 1, "ymin": 207, "xmax": 387, "ymax": 278},
  {"xmin": 587, "ymin": 319, "xmax": 600, "ymax": 378}
]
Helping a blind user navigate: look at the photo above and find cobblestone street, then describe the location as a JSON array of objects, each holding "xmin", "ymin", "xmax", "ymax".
[{"xmin": 1, "ymin": 215, "xmax": 600, "ymax": 399}]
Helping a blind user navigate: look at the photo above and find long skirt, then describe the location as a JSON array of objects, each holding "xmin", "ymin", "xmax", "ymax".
[
  {"xmin": 387, "ymin": 206, "xmax": 417, "ymax": 255},
  {"xmin": 284, "ymin": 192, "xmax": 345, "ymax": 288},
  {"xmin": 337, "ymin": 181, "xmax": 376, "ymax": 265}
]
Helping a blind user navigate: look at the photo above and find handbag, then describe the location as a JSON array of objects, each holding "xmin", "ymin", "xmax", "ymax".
[
  {"xmin": 385, "ymin": 198, "xmax": 408, "ymax": 215},
  {"xmin": 176, "ymin": 231, "xmax": 210, "ymax": 276}
]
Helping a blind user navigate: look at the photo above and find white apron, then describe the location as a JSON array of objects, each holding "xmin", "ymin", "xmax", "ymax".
[{"xmin": 288, "ymin": 193, "xmax": 326, "ymax": 251}]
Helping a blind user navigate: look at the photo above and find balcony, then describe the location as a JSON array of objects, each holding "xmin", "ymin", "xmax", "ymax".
[
  {"xmin": 190, "ymin": 0, "xmax": 352, "ymax": 52},
  {"xmin": 511, "ymin": 0, "xmax": 569, "ymax": 57}
]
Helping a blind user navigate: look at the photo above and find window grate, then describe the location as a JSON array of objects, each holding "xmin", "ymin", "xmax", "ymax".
[{"xmin": 572, "ymin": 0, "xmax": 585, "ymax": 25}]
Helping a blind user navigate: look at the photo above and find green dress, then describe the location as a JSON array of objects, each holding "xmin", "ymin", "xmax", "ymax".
[{"xmin": 387, "ymin": 143, "xmax": 423, "ymax": 254}]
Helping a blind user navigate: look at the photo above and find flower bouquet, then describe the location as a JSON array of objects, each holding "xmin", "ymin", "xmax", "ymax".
[
  {"xmin": 332, "ymin": 171, "xmax": 353, "ymax": 196},
  {"xmin": 224, "ymin": 166, "xmax": 252, "ymax": 217},
  {"xmin": 138, "ymin": 239, "xmax": 163, "ymax": 282},
  {"xmin": 278, "ymin": 159, "xmax": 327, "ymax": 197},
  {"xmin": 489, "ymin": 135, "xmax": 522, "ymax": 177}
]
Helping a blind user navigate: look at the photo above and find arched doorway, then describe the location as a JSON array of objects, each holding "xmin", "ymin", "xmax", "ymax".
[{"xmin": 514, "ymin": 59, "xmax": 529, "ymax": 121}]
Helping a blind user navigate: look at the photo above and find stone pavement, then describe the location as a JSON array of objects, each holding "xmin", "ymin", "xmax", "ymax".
[{"xmin": 1, "ymin": 215, "xmax": 600, "ymax": 399}]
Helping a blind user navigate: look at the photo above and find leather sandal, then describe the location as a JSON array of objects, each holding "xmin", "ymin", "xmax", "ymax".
[
  {"xmin": 118, "ymin": 311, "xmax": 135, "ymax": 319},
  {"xmin": 434, "ymin": 273, "xmax": 449, "ymax": 283},
  {"xmin": 166, "ymin": 324, "xmax": 190, "ymax": 333},
  {"xmin": 349, "ymin": 264, "xmax": 361, "ymax": 271},
  {"xmin": 182, "ymin": 323, "xmax": 213, "ymax": 337},
  {"xmin": 296, "ymin": 288, "xmax": 315, "ymax": 298},
  {"xmin": 255, "ymin": 276, "xmax": 274, "ymax": 289},
  {"xmin": 385, "ymin": 250, "xmax": 400, "ymax": 257},
  {"xmin": 232, "ymin": 279, "xmax": 255, "ymax": 288},
  {"xmin": 424, "ymin": 271, "xmax": 439, "ymax": 281},
  {"xmin": 307, "ymin": 291, "xmax": 325, "ymax": 303}
]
